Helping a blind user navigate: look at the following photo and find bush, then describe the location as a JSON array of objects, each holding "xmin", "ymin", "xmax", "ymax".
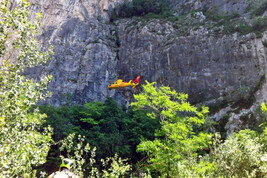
[
  {"xmin": 210, "ymin": 130, "xmax": 266, "ymax": 177},
  {"xmin": 50, "ymin": 133, "xmax": 132, "ymax": 177}
]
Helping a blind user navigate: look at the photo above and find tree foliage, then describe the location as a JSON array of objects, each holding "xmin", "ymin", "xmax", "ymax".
[
  {"xmin": 211, "ymin": 130, "xmax": 266, "ymax": 178},
  {"xmin": 0, "ymin": 0, "xmax": 53, "ymax": 176},
  {"xmin": 39, "ymin": 105, "xmax": 85, "ymax": 141},
  {"xmin": 40, "ymin": 98, "xmax": 160, "ymax": 165},
  {"xmin": 182, "ymin": 104, "xmax": 267, "ymax": 178},
  {"xmin": 58, "ymin": 133, "xmax": 131, "ymax": 177},
  {"xmin": 131, "ymin": 81, "xmax": 212, "ymax": 177}
]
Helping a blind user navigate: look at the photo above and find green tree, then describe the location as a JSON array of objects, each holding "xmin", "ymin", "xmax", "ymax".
[
  {"xmin": 76, "ymin": 98, "xmax": 161, "ymax": 161},
  {"xmin": 188, "ymin": 103, "xmax": 267, "ymax": 178},
  {"xmin": 41, "ymin": 98, "xmax": 161, "ymax": 169},
  {"xmin": 123, "ymin": 109, "xmax": 160, "ymax": 163},
  {"xmin": 210, "ymin": 130, "xmax": 266, "ymax": 178},
  {"xmin": 0, "ymin": 0, "xmax": 53, "ymax": 176},
  {"xmin": 76, "ymin": 98, "xmax": 129, "ymax": 157},
  {"xmin": 131, "ymin": 81, "xmax": 212, "ymax": 177},
  {"xmin": 39, "ymin": 105, "xmax": 85, "ymax": 141}
]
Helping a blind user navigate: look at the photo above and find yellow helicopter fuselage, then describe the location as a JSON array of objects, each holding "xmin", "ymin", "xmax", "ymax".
[{"xmin": 108, "ymin": 79, "xmax": 132, "ymax": 89}]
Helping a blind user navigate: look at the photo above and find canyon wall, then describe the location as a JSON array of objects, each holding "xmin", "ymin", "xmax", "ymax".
[{"xmin": 27, "ymin": 0, "xmax": 267, "ymax": 134}]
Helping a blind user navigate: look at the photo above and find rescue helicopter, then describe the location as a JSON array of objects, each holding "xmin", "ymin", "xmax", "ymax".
[{"xmin": 108, "ymin": 75, "xmax": 140, "ymax": 89}]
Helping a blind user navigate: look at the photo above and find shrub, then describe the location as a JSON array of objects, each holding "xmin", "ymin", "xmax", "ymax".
[
  {"xmin": 211, "ymin": 130, "xmax": 266, "ymax": 177},
  {"xmin": 53, "ymin": 133, "xmax": 131, "ymax": 177}
]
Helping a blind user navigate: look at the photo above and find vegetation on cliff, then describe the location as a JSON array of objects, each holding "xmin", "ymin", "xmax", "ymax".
[
  {"xmin": 111, "ymin": 0, "xmax": 267, "ymax": 37},
  {"xmin": 110, "ymin": 0, "xmax": 172, "ymax": 21}
]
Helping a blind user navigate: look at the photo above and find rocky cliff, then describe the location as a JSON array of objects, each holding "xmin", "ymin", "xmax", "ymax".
[{"xmin": 27, "ymin": 0, "xmax": 267, "ymax": 135}]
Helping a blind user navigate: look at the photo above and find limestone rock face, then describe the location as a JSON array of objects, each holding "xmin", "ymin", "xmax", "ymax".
[
  {"xmin": 28, "ymin": 0, "xmax": 123, "ymax": 106},
  {"xmin": 27, "ymin": 0, "xmax": 267, "ymax": 134},
  {"xmin": 116, "ymin": 18, "xmax": 267, "ymax": 136},
  {"xmin": 117, "ymin": 19, "xmax": 265, "ymax": 104}
]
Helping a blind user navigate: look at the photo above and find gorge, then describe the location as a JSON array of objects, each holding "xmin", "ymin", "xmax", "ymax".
[{"xmin": 27, "ymin": 0, "xmax": 267, "ymax": 135}]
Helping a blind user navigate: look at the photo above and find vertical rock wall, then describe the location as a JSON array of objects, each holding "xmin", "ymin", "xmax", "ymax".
[
  {"xmin": 28, "ymin": 0, "xmax": 125, "ymax": 106},
  {"xmin": 27, "ymin": 0, "xmax": 267, "ymax": 134},
  {"xmin": 117, "ymin": 19, "xmax": 266, "ymax": 104}
]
